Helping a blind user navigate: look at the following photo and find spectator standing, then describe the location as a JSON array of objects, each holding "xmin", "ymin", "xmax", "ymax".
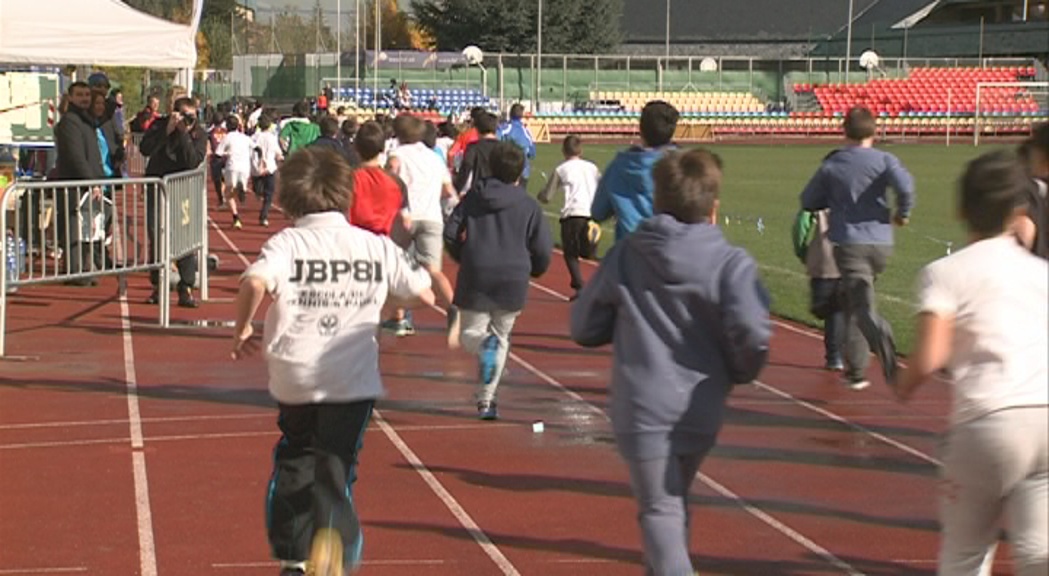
[
  {"xmin": 138, "ymin": 96, "xmax": 208, "ymax": 308},
  {"xmin": 53, "ymin": 80, "xmax": 104, "ymax": 285}
]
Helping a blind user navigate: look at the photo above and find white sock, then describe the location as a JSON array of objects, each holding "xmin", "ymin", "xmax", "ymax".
[{"xmin": 279, "ymin": 560, "xmax": 308, "ymax": 571}]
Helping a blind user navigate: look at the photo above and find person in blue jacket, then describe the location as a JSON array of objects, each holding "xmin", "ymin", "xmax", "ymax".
[
  {"xmin": 591, "ymin": 101, "xmax": 679, "ymax": 242},
  {"xmin": 498, "ymin": 103, "xmax": 537, "ymax": 190}
]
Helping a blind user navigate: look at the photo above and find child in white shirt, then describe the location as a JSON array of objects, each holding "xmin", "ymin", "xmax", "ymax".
[
  {"xmin": 539, "ymin": 135, "xmax": 601, "ymax": 298},
  {"xmin": 231, "ymin": 147, "xmax": 433, "ymax": 576},
  {"xmin": 215, "ymin": 115, "xmax": 253, "ymax": 229},
  {"xmin": 896, "ymin": 150, "xmax": 1048, "ymax": 576},
  {"xmin": 250, "ymin": 114, "xmax": 283, "ymax": 227}
]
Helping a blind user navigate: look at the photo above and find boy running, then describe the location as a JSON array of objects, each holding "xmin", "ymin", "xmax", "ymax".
[
  {"xmin": 215, "ymin": 115, "xmax": 254, "ymax": 229},
  {"xmin": 591, "ymin": 100, "xmax": 679, "ymax": 242},
  {"xmin": 349, "ymin": 121, "xmax": 407, "ymax": 237},
  {"xmin": 251, "ymin": 114, "xmax": 283, "ymax": 227},
  {"xmin": 800, "ymin": 106, "xmax": 915, "ymax": 390},
  {"xmin": 385, "ymin": 115, "xmax": 459, "ymax": 343},
  {"xmin": 570, "ymin": 148, "xmax": 771, "ymax": 575},
  {"xmin": 231, "ymin": 147, "xmax": 434, "ymax": 576},
  {"xmin": 539, "ymin": 134, "xmax": 601, "ymax": 299},
  {"xmin": 443, "ymin": 142, "xmax": 553, "ymax": 420}
]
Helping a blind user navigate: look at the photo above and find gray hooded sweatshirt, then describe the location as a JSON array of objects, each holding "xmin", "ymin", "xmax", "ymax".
[{"xmin": 570, "ymin": 214, "xmax": 772, "ymax": 460}]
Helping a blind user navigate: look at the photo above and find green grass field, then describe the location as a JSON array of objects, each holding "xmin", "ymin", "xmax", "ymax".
[{"xmin": 524, "ymin": 142, "xmax": 1009, "ymax": 354}]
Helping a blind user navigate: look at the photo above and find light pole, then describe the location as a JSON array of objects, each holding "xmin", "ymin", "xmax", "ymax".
[
  {"xmin": 374, "ymin": 0, "xmax": 381, "ymax": 108},
  {"xmin": 355, "ymin": 0, "xmax": 360, "ymax": 95},
  {"xmin": 337, "ymin": 0, "xmax": 341, "ymax": 101},
  {"xmin": 665, "ymin": 0, "xmax": 670, "ymax": 60},
  {"xmin": 845, "ymin": 0, "xmax": 854, "ymax": 82},
  {"xmin": 537, "ymin": 0, "xmax": 542, "ymax": 112}
]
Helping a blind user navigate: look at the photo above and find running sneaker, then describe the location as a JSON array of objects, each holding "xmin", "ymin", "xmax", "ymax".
[
  {"xmin": 478, "ymin": 334, "xmax": 500, "ymax": 385},
  {"xmin": 825, "ymin": 358, "xmax": 845, "ymax": 372},
  {"xmin": 446, "ymin": 305, "xmax": 461, "ymax": 349},
  {"xmin": 845, "ymin": 379, "xmax": 870, "ymax": 391},
  {"xmin": 309, "ymin": 528, "xmax": 344, "ymax": 576},
  {"xmin": 477, "ymin": 401, "xmax": 499, "ymax": 421}
]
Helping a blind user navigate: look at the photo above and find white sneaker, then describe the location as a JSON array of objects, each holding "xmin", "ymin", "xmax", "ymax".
[{"xmin": 846, "ymin": 379, "xmax": 870, "ymax": 391}]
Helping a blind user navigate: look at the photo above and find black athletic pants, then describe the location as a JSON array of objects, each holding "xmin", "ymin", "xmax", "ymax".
[
  {"xmin": 266, "ymin": 399, "xmax": 375, "ymax": 567},
  {"xmin": 560, "ymin": 216, "xmax": 592, "ymax": 291}
]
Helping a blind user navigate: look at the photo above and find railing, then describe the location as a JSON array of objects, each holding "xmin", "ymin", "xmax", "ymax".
[{"xmin": 0, "ymin": 164, "xmax": 209, "ymax": 356}]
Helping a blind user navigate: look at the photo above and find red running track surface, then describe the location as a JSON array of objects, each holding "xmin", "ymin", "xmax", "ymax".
[{"xmin": 0, "ymin": 198, "xmax": 1016, "ymax": 576}]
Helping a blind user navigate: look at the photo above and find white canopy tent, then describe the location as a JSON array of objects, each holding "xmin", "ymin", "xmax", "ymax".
[{"xmin": 0, "ymin": 0, "xmax": 204, "ymax": 90}]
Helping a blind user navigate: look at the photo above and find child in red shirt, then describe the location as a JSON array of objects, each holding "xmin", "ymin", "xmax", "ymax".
[{"xmin": 349, "ymin": 121, "xmax": 407, "ymax": 237}]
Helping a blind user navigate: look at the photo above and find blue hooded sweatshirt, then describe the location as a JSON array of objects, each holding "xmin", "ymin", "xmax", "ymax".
[
  {"xmin": 570, "ymin": 214, "xmax": 771, "ymax": 460},
  {"xmin": 591, "ymin": 145, "xmax": 673, "ymax": 242},
  {"xmin": 498, "ymin": 119, "xmax": 537, "ymax": 179}
]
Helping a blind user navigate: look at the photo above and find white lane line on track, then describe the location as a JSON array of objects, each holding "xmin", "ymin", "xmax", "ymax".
[
  {"xmin": 426, "ymin": 303, "xmax": 864, "ymax": 575},
  {"xmin": 209, "ymin": 217, "xmax": 253, "ymax": 267},
  {"xmin": 0, "ymin": 423, "xmax": 530, "ymax": 451},
  {"xmin": 212, "ymin": 559, "xmax": 447, "ymax": 568},
  {"xmin": 0, "ymin": 568, "xmax": 88, "ymax": 574},
  {"xmin": 0, "ymin": 412, "xmax": 273, "ymax": 431},
  {"xmin": 530, "ymin": 270, "xmax": 940, "ymax": 466},
  {"xmin": 373, "ymin": 410, "xmax": 521, "ymax": 576},
  {"xmin": 212, "ymin": 218, "xmax": 520, "ymax": 576},
  {"xmin": 754, "ymin": 382, "xmax": 940, "ymax": 466},
  {"xmin": 119, "ymin": 295, "xmax": 158, "ymax": 576}
]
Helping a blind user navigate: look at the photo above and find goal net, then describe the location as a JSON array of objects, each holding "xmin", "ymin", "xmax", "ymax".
[{"xmin": 973, "ymin": 81, "xmax": 1049, "ymax": 146}]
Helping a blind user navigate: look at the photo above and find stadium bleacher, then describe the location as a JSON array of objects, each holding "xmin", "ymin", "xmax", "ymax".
[
  {"xmin": 523, "ymin": 66, "xmax": 1047, "ymax": 139},
  {"xmin": 795, "ymin": 66, "xmax": 1043, "ymax": 117},
  {"xmin": 335, "ymin": 87, "xmax": 494, "ymax": 115}
]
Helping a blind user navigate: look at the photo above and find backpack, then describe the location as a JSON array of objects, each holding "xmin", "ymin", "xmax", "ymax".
[{"xmin": 791, "ymin": 208, "xmax": 817, "ymax": 263}]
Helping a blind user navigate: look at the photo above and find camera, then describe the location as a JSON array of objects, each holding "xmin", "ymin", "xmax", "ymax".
[{"xmin": 181, "ymin": 113, "xmax": 196, "ymax": 126}]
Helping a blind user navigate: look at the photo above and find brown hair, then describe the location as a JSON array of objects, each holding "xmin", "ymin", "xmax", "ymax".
[
  {"xmin": 354, "ymin": 121, "xmax": 386, "ymax": 161},
  {"xmin": 562, "ymin": 134, "xmax": 582, "ymax": 158},
  {"xmin": 393, "ymin": 114, "xmax": 424, "ymax": 144},
  {"xmin": 652, "ymin": 148, "xmax": 723, "ymax": 223},
  {"xmin": 278, "ymin": 147, "xmax": 353, "ymax": 219},
  {"xmin": 959, "ymin": 150, "xmax": 1030, "ymax": 236},
  {"xmin": 843, "ymin": 106, "xmax": 876, "ymax": 141}
]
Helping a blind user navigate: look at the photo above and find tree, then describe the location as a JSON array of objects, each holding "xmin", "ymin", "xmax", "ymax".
[
  {"xmin": 410, "ymin": 0, "xmax": 622, "ymax": 53},
  {"xmin": 359, "ymin": 0, "xmax": 425, "ymax": 51}
]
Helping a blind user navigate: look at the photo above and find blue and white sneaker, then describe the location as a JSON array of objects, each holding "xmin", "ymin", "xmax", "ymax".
[
  {"xmin": 477, "ymin": 401, "xmax": 499, "ymax": 420},
  {"xmin": 478, "ymin": 334, "xmax": 500, "ymax": 385}
]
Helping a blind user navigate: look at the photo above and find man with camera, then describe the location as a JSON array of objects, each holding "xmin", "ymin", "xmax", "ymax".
[{"xmin": 139, "ymin": 96, "xmax": 208, "ymax": 308}]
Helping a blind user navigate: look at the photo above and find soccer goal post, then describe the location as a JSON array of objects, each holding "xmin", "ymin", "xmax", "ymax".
[{"xmin": 973, "ymin": 81, "xmax": 1049, "ymax": 146}]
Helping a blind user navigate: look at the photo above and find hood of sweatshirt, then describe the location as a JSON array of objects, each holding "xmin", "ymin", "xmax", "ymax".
[
  {"xmin": 474, "ymin": 178, "xmax": 527, "ymax": 213},
  {"xmin": 612, "ymin": 145, "xmax": 672, "ymax": 196},
  {"xmin": 626, "ymin": 213, "xmax": 731, "ymax": 284}
]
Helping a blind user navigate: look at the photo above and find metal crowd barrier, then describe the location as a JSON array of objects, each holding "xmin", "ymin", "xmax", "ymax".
[
  {"xmin": 0, "ymin": 164, "xmax": 209, "ymax": 356},
  {"xmin": 159, "ymin": 165, "xmax": 210, "ymax": 326}
]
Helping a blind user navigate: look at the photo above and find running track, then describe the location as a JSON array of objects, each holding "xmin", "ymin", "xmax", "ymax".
[{"xmin": 0, "ymin": 199, "xmax": 1015, "ymax": 575}]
